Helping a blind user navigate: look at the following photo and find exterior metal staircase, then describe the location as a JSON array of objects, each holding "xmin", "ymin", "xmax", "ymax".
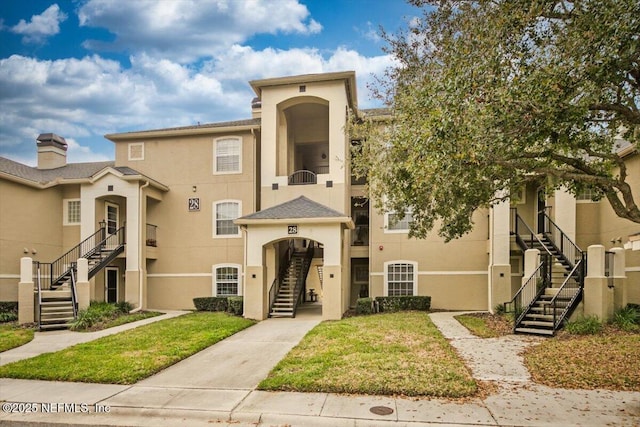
[
  {"xmin": 507, "ymin": 209, "xmax": 584, "ymax": 335},
  {"xmin": 269, "ymin": 244, "xmax": 314, "ymax": 318},
  {"xmin": 34, "ymin": 225, "xmax": 125, "ymax": 330}
]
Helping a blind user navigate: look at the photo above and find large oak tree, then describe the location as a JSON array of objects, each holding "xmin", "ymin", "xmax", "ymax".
[{"xmin": 351, "ymin": 0, "xmax": 640, "ymax": 241}]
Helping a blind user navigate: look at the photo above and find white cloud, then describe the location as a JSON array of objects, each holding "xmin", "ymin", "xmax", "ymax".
[
  {"xmin": 65, "ymin": 138, "xmax": 111, "ymax": 163},
  {"xmin": 0, "ymin": 45, "xmax": 391, "ymax": 164},
  {"xmin": 78, "ymin": 0, "xmax": 322, "ymax": 63},
  {"xmin": 11, "ymin": 4, "xmax": 67, "ymax": 43}
]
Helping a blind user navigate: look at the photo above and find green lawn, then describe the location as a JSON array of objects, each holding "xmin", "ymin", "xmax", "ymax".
[
  {"xmin": 259, "ymin": 311, "xmax": 477, "ymax": 397},
  {"xmin": 0, "ymin": 323, "xmax": 35, "ymax": 352},
  {"xmin": 0, "ymin": 312, "xmax": 255, "ymax": 384}
]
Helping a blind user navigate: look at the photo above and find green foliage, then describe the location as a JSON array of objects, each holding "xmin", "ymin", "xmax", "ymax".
[
  {"xmin": 374, "ymin": 296, "xmax": 431, "ymax": 313},
  {"xmin": 612, "ymin": 305, "xmax": 640, "ymax": 332},
  {"xmin": 69, "ymin": 301, "xmax": 136, "ymax": 331},
  {"xmin": 493, "ymin": 303, "xmax": 506, "ymax": 315},
  {"xmin": 0, "ymin": 302, "xmax": 18, "ymax": 323},
  {"xmin": 351, "ymin": 0, "xmax": 640, "ymax": 240},
  {"xmin": 193, "ymin": 297, "xmax": 228, "ymax": 312},
  {"xmin": 355, "ymin": 297, "xmax": 373, "ymax": 315},
  {"xmin": 0, "ymin": 323, "xmax": 34, "ymax": 352},
  {"xmin": 226, "ymin": 297, "xmax": 244, "ymax": 316},
  {"xmin": 565, "ymin": 315, "xmax": 603, "ymax": 335}
]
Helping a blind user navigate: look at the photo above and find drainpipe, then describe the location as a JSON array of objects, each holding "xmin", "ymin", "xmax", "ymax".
[
  {"xmin": 241, "ymin": 224, "xmax": 248, "ymax": 297},
  {"xmin": 131, "ymin": 180, "xmax": 150, "ymax": 313}
]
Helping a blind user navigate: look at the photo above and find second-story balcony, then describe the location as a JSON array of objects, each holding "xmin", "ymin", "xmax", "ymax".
[{"xmin": 288, "ymin": 166, "xmax": 329, "ymax": 185}]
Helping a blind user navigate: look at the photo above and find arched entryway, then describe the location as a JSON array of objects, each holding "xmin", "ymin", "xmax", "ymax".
[{"xmin": 235, "ymin": 196, "xmax": 354, "ymax": 320}]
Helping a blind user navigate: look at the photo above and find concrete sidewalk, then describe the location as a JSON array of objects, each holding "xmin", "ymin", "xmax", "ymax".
[{"xmin": 1, "ymin": 310, "xmax": 639, "ymax": 426}]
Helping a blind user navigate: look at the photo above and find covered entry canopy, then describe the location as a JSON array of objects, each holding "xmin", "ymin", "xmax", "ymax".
[{"xmin": 235, "ymin": 196, "xmax": 354, "ymax": 320}]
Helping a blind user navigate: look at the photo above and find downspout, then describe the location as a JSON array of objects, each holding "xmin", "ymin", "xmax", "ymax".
[{"xmin": 131, "ymin": 180, "xmax": 150, "ymax": 313}]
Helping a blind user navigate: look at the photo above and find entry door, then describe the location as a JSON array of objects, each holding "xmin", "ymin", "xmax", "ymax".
[
  {"xmin": 536, "ymin": 189, "xmax": 546, "ymax": 233},
  {"xmin": 105, "ymin": 203, "xmax": 119, "ymax": 234},
  {"xmin": 105, "ymin": 268, "xmax": 118, "ymax": 303}
]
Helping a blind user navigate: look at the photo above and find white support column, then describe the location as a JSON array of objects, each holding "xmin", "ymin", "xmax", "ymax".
[
  {"xmin": 18, "ymin": 257, "xmax": 34, "ymax": 324},
  {"xmin": 584, "ymin": 245, "xmax": 613, "ymax": 321},
  {"xmin": 489, "ymin": 198, "xmax": 511, "ymax": 312},
  {"xmin": 554, "ymin": 187, "xmax": 577, "ymax": 242},
  {"xmin": 76, "ymin": 258, "xmax": 90, "ymax": 311},
  {"xmin": 522, "ymin": 249, "xmax": 540, "ymax": 286}
]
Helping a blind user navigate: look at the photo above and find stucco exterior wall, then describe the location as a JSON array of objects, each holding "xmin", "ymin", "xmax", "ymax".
[{"xmin": 0, "ymin": 180, "xmax": 64, "ymax": 301}]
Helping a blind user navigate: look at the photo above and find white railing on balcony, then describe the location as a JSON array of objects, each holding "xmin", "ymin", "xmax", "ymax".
[{"xmin": 288, "ymin": 170, "xmax": 317, "ymax": 185}]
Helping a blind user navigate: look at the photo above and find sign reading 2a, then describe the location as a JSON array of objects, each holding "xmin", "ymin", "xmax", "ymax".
[{"xmin": 287, "ymin": 225, "xmax": 298, "ymax": 235}]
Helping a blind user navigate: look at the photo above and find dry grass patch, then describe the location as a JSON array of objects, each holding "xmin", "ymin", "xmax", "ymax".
[
  {"xmin": 454, "ymin": 313, "xmax": 513, "ymax": 338},
  {"xmin": 259, "ymin": 312, "xmax": 477, "ymax": 397},
  {"xmin": 525, "ymin": 327, "xmax": 640, "ymax": 391}
]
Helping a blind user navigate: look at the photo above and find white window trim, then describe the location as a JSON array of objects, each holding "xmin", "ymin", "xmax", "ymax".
[
  {"xmin": 383, "ymin": 260, "xmax": 418, "ymax": 296},
  {"xmin": 213, "ymin": 136, "xmax": 242, "ymax": 175},
  {"xmin": 383, "ymin": 210, "xmax": 413, "ymax": 234},
  {"xmin": 63, "ymin": 199, "xmax": 81, "ymax": 226},
  {"xmin": 212, "ymin": 263, "xmax": 243, "ymax": 297},
  {"xmin": 213, "ymin": 199, "xmax": 242, "ymax": 238},
  {"xmin": 128, "ymin": 142, "xmax": 144, "ymax": 161}
]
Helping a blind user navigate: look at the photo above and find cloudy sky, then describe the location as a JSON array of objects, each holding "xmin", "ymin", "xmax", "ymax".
[{"xmin": 0, "ymin": 0, "xmax": 419, "ymax": 165}]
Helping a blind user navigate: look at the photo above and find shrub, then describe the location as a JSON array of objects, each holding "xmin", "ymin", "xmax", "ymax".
[
  {"xmin": 355, "ymin": 297, "xmax": 373, "ymax": 315},
  {"xmin": 193, "ymin": 297, "xmax": 228, "ymax": 312},
  {"xmin": 115, "ymin": 301, "xmax": 133, "ymax": 314},
  {"xmin": 565, "ymin": 315, "xmax": 603, "ymax": 335},
  {"xmin": 374, "ymin": 296, "xmax": 431, "ymax": 313},
  {"xmin": 612, "ymin": 305, "xmax": 640, "ymax": 332},
  {"xmin": 493, "ymin": 303, "xmax": 506, "ymax": 315},
  {"xmin": 0, "ymin": 302, "xmax": 18, "ymax": 323},
  {"xmin": 227, "ymin": 297, "xmax": 244, "ymax": 316}
]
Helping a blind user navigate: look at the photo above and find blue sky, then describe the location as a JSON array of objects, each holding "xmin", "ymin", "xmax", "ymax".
[{"xmin": 0, "ymin": 0, "xmax": 419, "ymax": 165}]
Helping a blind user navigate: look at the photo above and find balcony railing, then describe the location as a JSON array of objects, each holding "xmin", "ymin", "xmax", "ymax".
[
  {"xmin": 146, "ymin": 223, "xmax": 158, "ymax": 247},
  {"xmin": 288, "ymin": 170, "xmax": 317, "ymax": 185}
]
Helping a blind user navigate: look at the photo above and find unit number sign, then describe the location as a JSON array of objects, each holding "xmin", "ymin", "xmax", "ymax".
[
  {"xmin": 288, "ymin": 225, "xmax": 298, "ymax": 235},
  {"xmin": 188, "ymin": 198, "xmax": 200, "ymax": 212}
]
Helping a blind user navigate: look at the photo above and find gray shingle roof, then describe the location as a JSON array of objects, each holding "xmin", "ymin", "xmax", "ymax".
[
  {"xmin": 239, "ymin": 196, "xmax": 346, "ymax": 220},
  {"xmin": 0, "ymin": 157, "xmax": 157, "ymax": 186},
  {"xmin": 0, "ymin": 157, "xmax": 115, "ymax": 184}
]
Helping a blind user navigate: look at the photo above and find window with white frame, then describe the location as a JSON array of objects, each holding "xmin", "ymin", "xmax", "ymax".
[
  {"xmin": 577, "ymin": 188, "xmax": 598, "ymax": 202},
  {"xmin": 385, "ymin": 210, "xmax": 413, "ymax": 232},
  {"xmin": 63, "ymin": 199, "xmax": 81, "ymax": 225},
  {"xmin": 213, "ymin": 265, "xmax": 241, "ymax": 296},
  {"xmin": 128, "ymin": 142, "xmax": 144, "ymax": 161},
  {"xmin": 214, "ymin": 137, "xmax": 241, "ymax": 174},
  {"xmin": 385, "ymin": 261, "xmax": 417, "ymax": 296},
  {"xmin": 213, "ymin": 200, "xmax": 241, "ymax": 237}
]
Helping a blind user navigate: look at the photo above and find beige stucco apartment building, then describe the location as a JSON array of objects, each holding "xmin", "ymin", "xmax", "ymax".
[{"xmin": 1, "ymin": 71, "xmax": 638, "ymax": 331}]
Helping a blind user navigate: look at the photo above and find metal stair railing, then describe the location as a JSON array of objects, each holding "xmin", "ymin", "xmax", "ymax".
[
  {"xmin": 291, "ymin": 245, "xmax": 315, "ymax": 316},
  {"xmin": 69, "ymin": 263, "xmax": 78, "ymax": 319},
  {"xmin": 539, "ymin": 209, "xmax": 583, "ymax": 270},
  {"xmin": 268, "ymin": 242, "xmax": 295, "ymax": 315},
  {"xmin": 547, "ymin": 255, "xmax": 585, "ymax": 329},
  {"xmin": 45, "ymin": 225, "xmax": 106, "ymax": 289},
  {"xmin": 505, "ymin": 254, "xmax": 552, "ymax": 328},
  {"xmin": 88, "ymin": 226, "xmax": 126, "ymax": 279},
  {"xmin": 510, "ymin": 208, "xmax": 554, "ymax": 257}
]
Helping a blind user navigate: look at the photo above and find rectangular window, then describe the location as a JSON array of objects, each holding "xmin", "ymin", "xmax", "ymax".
[
  {"xmin": 214, "ymin": 201, "xmax": 240, "ymax": 237},
  {"xmin": 577, "ymin": 188, "xmax": 598, "ymax": 202},
  {"xmin": 64, "ymin": 199, "xmax": 81, "ymax": 225},
  {"xmin": 387, "ymin": 263, "xmax": 415, "ymax": 296},
  {"xmin": 386, "ymin": 211, "xmax": 413, "ymax": 232},
  {"xmin": 215, "ymin": 138, "xmax": 241, "ymax": 173},
  {"xmin": 215, "ymin": 266, "xmax": 239, "ymax": 296},
  {"xmin": 128, "ymin": 142, "xmax": 144, "ymax": 161}
]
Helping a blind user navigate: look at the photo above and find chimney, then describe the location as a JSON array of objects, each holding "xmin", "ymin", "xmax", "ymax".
[
  {"xmin": 251, "ymin": 97, "xmax": 262, "ymax": 119},
  {"xmin": 36, "ymin": 133, "xmax": 68, "ymax": 170}
]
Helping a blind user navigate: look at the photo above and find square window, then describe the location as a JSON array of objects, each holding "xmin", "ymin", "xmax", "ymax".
[
  {"xmin": 64, "ymin": 199, "xmax": 81, "ymax": 225},
  {"xmin": 215, "ymin": 266, "xmax": 239, "ymax": 296},
  {"xmin": 128, "ymin": 143, "xmax": 144, "ymax": 161},
  {"xmin": 386, "ymin": 211, "xmax": 413, "ymax": 232},
  {"xmin": 386, "ymin": 262, "xmax": 415, "ymax": 296},
  {"xmin": 214, "ymin": 201, "xmax": 241, "ymax": 237}
]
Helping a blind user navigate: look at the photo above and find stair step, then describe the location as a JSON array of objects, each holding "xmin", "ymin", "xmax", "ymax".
[
  {"xmin": 521, "ymin": 320, "xmax": 554, "ymax": 327},
  {"xmin": 515, "ymin": 327, "xmax": 554, "ymax": 336}
]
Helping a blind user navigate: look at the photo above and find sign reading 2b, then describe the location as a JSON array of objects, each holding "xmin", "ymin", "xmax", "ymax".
[{"xmin": 288, "ymin": 225, "xmax": 298, "ymax": 235}]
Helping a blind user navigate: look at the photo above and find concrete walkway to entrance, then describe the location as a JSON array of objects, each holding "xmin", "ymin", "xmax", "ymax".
[{"xmin": 1, "ymin": 309, "xmax": 639, "ymax": 426}]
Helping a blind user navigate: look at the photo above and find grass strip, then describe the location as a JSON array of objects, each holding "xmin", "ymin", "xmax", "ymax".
[
  {"xmin": 454, "ymin": 314, "xmax": 499, "ymax": 338},
  {"xmin": 524, "ymin": 330, "xmax": 640, "ymax": 391},
  {"xmin": 0, "ymin": 323, "xmax": 35, "ymax": 353},
  {"xmin": 0, "ymin": 312, "xmax": 254, "ymax": 384},
  {"xmin": 259, "ymin": 311, "xmax": 477, "ymax": 397},
  {"xmin": 82, "ymin": 311, "xmax": 163, "ymax": 331}
]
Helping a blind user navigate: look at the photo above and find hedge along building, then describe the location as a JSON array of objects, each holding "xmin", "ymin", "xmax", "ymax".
[{"xmin": 0, "ymin": 71, "xmax": 637, "ymax": 332}]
